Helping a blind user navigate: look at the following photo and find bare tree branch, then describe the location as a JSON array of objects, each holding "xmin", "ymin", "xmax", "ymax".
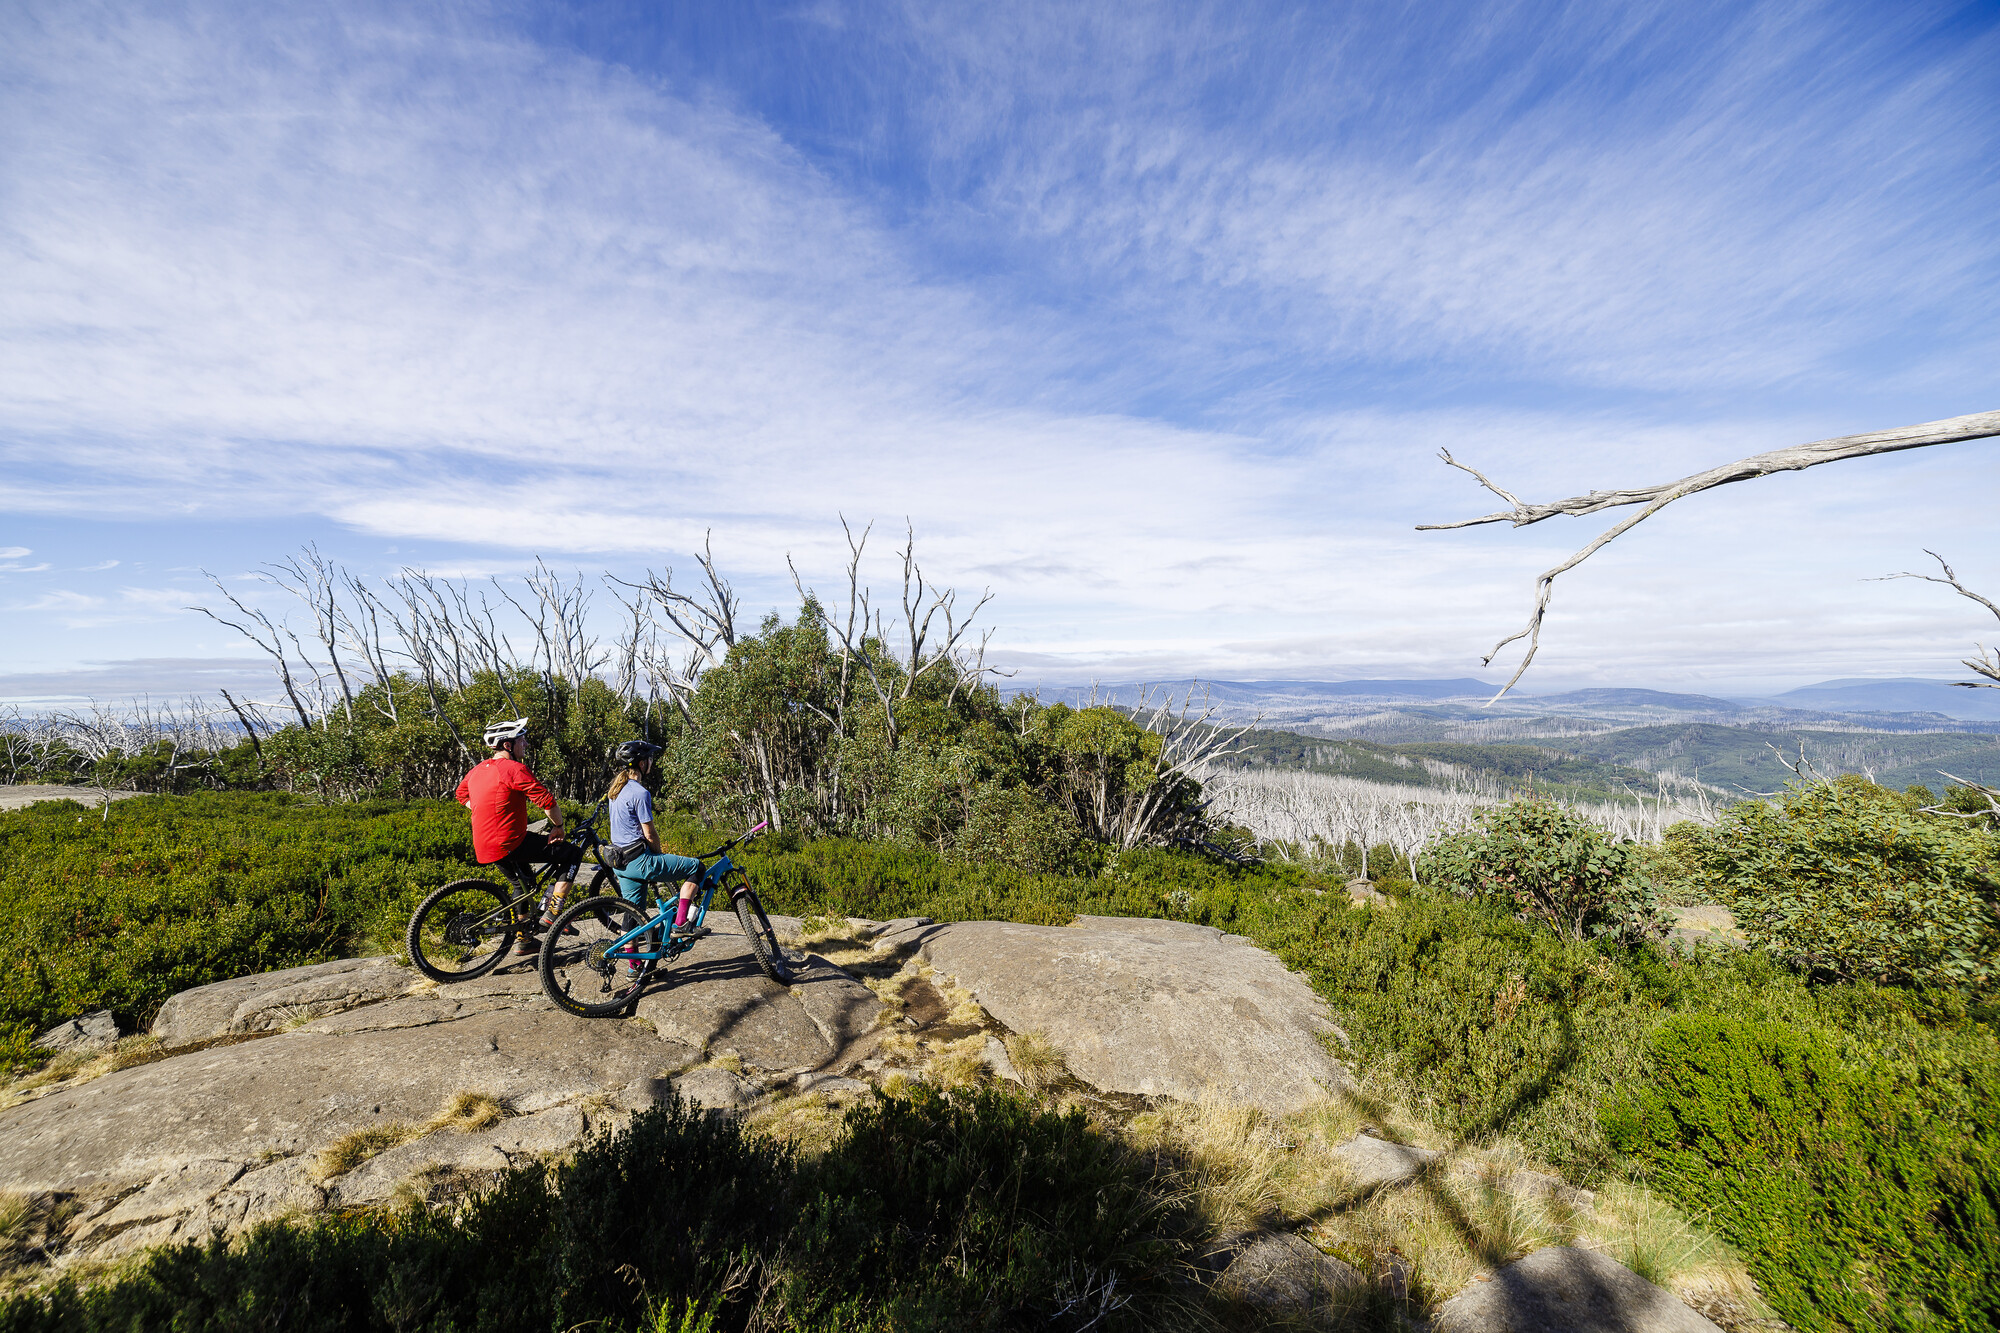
[
  {"xmin": 1921, "ymin": 770, "xmax": 2000, "ymax": 822},
  {"xmin": 1877, "ymin": 551, "xmax": 2000, "ymax": 690},
  {"xmin": 1418, "ymin": 410, "xmax": 2000, "ymax": 700},
  {"xmin": 188, "ymin": 573, "xmax": 314, "ymax": 728}
]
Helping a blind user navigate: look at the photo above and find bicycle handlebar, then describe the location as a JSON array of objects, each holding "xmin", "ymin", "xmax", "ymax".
[{"xmin": 697, "ymin": 820, "xmax": 769, "ymax": 861}]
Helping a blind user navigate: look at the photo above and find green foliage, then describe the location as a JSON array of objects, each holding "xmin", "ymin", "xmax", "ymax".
[
  {"xmin": 1685, "ymin": 777, "xmax": 2000, "ymax": 987},
  {"xmin": 263, "ymin": 668, "xmax": 641, "ymax": 803},
  {"xmin": 1605, "ymin": 1015, "xmax": 2000, "ymax": 1331},
  {"xmin": 1416, "ymin": 798, "xmax": 1662, "ymax": 942},
  {"xmin": 6, "ymin": 792, "xmax": 1997, "ymax": 1330},
  {"xmin": 0, "ymin": 1088, "xmax": 1192, "ymax": 1333},
  {"xmin": 0, "ymin": 793, "xmax": 475, "ymax": 1070}
]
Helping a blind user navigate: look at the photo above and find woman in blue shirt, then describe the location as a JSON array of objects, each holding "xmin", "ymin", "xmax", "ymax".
[{"xmin": 606, "ymin": 741, "xmax": 703, "ymax": 935}]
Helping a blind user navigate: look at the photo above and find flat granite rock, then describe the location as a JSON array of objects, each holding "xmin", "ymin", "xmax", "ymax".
[
  {"xmin": 631, "ymin": 947, "xmax": 881, "ymax": 1073},
  {"xmin": 1432, "ymin": 1246, "xmax": 1724, "ymax": 1333},
  {"xmin": 34, "ymin": 1009, "xmax": 120, "ymax": 1054},
  {"xmin": 915, "ymin": 917, "xmax": 1350, "ymax": 1114},
  {"xmin": 1, "ymin": 998, "xmax": 691, "ymax": 1198},
  {"xmin": 1332, "ymin": 1135, "xmax": 1438, "ymax": 1192},
  {"xmin": 1219, "ymin": 1232, "xmax": 1364, "ymax": 1315},
  {"xmin": 331, "ymin": 1104, "xmax": 594, "ymax": 1206},
  {"xmin": 150, "ymin": 956, "xmax": 422, "ymax": 1046}
]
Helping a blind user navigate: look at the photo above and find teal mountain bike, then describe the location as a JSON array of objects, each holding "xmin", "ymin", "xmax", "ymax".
[{"xmin": 536, "ymin": 821, "xmax": 793, "ymax": 1017}]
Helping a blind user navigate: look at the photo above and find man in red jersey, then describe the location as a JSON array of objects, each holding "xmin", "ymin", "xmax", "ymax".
[{"xmin": 455, "ymin": 717, "xmax": 581, "ymax": 954}]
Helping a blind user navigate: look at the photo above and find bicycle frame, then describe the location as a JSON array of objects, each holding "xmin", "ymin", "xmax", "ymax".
[
  {"xmin": 474, "ymin": 800, "xmax": 613, "ymax": 919},
  {"xmin": 600, "ymin": 822, "xmax": 767, "ymax": 965}
]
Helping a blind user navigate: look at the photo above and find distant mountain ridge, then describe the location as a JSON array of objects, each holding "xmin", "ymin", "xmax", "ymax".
[
  {"xmin": 1769, "ymin": 678, "xmax": 2000, "ymax": 721},
  {"xmin": 1030, "ymin": 676, "xmax": 2000, "ymax": 722}
]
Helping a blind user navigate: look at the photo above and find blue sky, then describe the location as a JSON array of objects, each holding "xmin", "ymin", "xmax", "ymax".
[{"xmin": 2, "ymin": 0, "xmax": 1997, "ymax": 705}]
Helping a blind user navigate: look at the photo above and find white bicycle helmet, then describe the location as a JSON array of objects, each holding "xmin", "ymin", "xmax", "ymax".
[{"xmin": 482, "ymin": 717, "xmax": 530, "ymax": 747}]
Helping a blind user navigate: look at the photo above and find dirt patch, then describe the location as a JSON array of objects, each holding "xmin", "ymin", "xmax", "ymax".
[
  {"xmin": 0, "ymin": 786, "xmax": 143, "ymax": 813},
  {"xmin": 896, "ymin": 976, "xmax": 949, "ymax": 1028}
]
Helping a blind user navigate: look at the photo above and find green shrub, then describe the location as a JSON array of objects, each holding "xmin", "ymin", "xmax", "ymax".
[
  {"xmin": 1687, "ymin": 777, "xmax": 2000, "ymax": 987},
  {"xmin": 1605, "ymin": 1015, "xmax": 2000, "ymax": 1331},
  {"xmin": 1417, "ymin": 798, "xmax": 1662, "ymax": 942},
  {"xmin": 0, "ymin": 793, "xmax": 475, "ymax": 1070}
]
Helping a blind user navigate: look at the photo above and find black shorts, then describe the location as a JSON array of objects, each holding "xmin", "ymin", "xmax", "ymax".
[{"xmin": 483, "ymin": 830, "xmax": 582, "ymax": 896}]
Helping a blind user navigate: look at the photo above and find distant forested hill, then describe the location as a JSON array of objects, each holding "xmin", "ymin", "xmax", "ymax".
[{"xmin": 1214, "ymin": 722, "xmax": 2000, "ymax": 799}]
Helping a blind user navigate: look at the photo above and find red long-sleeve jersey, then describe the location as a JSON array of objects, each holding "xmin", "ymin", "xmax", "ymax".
[{"xmin": 454, "ymin": 754, "xmax": 558, "ymax": 863}]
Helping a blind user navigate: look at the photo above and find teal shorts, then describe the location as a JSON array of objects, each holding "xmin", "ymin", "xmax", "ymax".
[{"xmin": 614, "ymin": 850, "xmax": 703, "ymax": 905}]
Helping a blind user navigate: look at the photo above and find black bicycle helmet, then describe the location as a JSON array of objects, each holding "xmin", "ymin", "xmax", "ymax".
[{"xmin": 614, "ymin": 739, "xmax": 662, "ymax": 765}]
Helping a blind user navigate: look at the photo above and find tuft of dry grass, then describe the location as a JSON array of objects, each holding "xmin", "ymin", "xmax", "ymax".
[
  {"xmin": 874, "ymin": 1030, "xmax": 921, "ymax": 1062},
  {"xmin": 0, "ymin": 1191, "xmax": 28, "ymax": 1249},
  {"xmin": 1138, "ymin": 1086, "xmax": 1351, "ymax": 1238},
  {"xmin": 311, "ymin": 1123, "xmax": 416, "ymax": 1181},
  {"xmin": 0, "ymin": 1036, "xmax": 164, "ymax": 1113},
  {"xmin": 748, "ymin": 1090, "xmax": 866, "ymax": 1158},
  {"xmin": 1584, "ymin": 1182, "xmax": 1774, "ymax": 1319},
  {"xmin": 424, "ymin": 1091, "xmax": 505, "ymax": 1134},
  {"xmin": 704, "ymin": 1052, "xmax": 745, "ymax": 1075},
  {"xmin": 796, "ymin": 914, "xmax": 849, "ymax": 943},
  {"xmin": 1111, "ymin": 1082, "xmax": 1756, "ymax": 1320},
  {"xmin": 310, "ymin": 1090, "xmax": 512, "ymax": 1181},
  {"xmin": 862, "ymin": 969, "xmax": 912, "ymax": 1012},
  {"xmin": 928, "ymin": 1035, "xmax": 990, "ymax": 1090},
  {"xmin": 1002, "ymin": 1031, "xmax": 1067, "ymax": 1093}
]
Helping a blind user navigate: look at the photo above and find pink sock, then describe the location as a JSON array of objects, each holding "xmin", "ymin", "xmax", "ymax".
[{"xmin": 674, "ymin": 896, "xmax": 692, "ymax": 926}]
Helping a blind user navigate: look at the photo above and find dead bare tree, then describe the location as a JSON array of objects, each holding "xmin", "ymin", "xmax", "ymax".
[
  {"xmin": 800, "ymin": 520, "xmax": 997, "ymax": 752},
  {"xmin": 189, "ymin": 573, "xmax": 315, "ymax": 728},
  {"xmin": 1419, "ymin": 409, "xmax": 2000, "ymax": 700},
  {"xmin": 1922, "ymin": 770, "xmax": 2000, "ymax": 823},
  {"xmin": 612, "ymin": 532, "xmax": 743, "ymax": 725},
  {"xmin": 1880, "ymin": 551, "xmax": 2000, "ymax": 692},
  {"xmin": 265, "ymin": 545, "xmax": 357, "ymax": 724}
]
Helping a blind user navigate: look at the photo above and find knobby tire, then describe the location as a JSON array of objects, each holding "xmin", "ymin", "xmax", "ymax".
[
  {"xmin": 539, "ymin": 892, "xmax": 657, "ymax": 1018},
  {"xmin": 406, "ymin": 879, "xmax": 518, "ymax": 983},
  {"xmin": 733, "ymin": 882, "xmax": 793, "ymax": 984}
]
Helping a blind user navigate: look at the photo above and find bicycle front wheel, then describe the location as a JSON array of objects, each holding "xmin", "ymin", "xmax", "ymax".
[
  {"xmin": 539, "ymin": 893, "xmax": 658, "ymax": 1018},
  {"xmin": 732, "ymin": 881, "xmax": 793, "ymax": 984},
  {"xmin": 407, "ymin": 879, "xmax": 518, "ymax": 982}
]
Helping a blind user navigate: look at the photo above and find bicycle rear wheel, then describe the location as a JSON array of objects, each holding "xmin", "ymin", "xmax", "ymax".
[
  {"xmin": 539, "ymin": 893, "xmax": 659, "ymax": 1017},
  {"xmin": 732, "ymin": 880, "xmax": 793, "ymax": 984},
  {"xmin": 407, "ymin": 879, "xmax": 519, "ymax": 982}
]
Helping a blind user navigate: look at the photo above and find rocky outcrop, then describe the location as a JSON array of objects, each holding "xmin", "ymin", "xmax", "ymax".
[
  {"xmin": 0, "ymin": 909, "xmax": 1355, "ymax": 1276},
  {"xmin": 902, "ymin": 915, "xmax": 1350, "ymax": 1113},
  {"xmin": 150, "ymin": 956, "xmax": 422, "ymax": 1045},
  {"xmin": 1218, "ymin": 1232, "xmax": 1364, "ymax": 1316},
  {"xmin": 33, "ymin": 1010, "xmax": 119, "ymax": 1054},
  {"xmin": 1332, "ymin": 1134, "xmax": 1438, "ymax": 1192},
  {"xmin": 0, "ymin": 930, "xmax": 882, "ymax": 1268},
  {"xmin": 1431, "ymin": 1246, "xmax": 1724, "ymax": 1333}
]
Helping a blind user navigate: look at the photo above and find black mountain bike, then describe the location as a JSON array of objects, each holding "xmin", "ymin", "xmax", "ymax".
[
  {"xmin": 405, "ymin": 799, "xmax": 618, "ymax": 983},
  {"xmin": 538, "ymin": 821, "xmax": 792, "ymax": 1018}
]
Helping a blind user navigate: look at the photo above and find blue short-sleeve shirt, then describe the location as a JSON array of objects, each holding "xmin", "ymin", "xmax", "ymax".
[{"xmin": 610, "ymin": 780, "xmax": 653, "ymax": 846}]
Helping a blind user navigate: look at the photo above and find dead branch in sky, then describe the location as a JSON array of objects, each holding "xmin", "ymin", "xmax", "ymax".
[
  {"xmin": 1418, "ymin": 409, "xmax": 2000, "ymax": 700},
  {"xmin": 1878, "ymin": 551, "xmax": 2000, "ymax": 690}
]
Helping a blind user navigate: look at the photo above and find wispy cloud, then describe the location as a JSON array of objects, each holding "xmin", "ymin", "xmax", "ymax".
[{"xmin": 0, "ymin": 0, "xmax": 1994, "ymax": 694}]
